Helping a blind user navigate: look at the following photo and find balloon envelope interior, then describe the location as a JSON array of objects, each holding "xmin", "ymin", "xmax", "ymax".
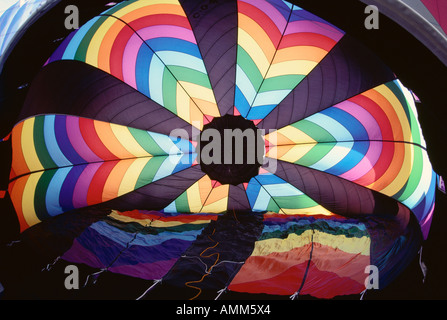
[{"xmin": 1, "ymin": 0, "xmax": 439, "ymax": 299}]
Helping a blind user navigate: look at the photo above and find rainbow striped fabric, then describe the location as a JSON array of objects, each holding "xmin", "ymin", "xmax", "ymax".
[
  {"xmin": 8, "ymin": 0, "xmax": 438, "ymax": 239},
  {"xmin": 5, "ymin": 0, "xmax": 439, "ymax": 300},
  {"xmin": 228, "ymin": 214, "xmax": 371, "ymax": 299}
]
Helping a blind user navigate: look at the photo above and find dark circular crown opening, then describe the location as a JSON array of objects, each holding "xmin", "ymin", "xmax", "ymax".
[{"xmin": 198, "ymin": 114, "xmax": 264, "ymax": 185}]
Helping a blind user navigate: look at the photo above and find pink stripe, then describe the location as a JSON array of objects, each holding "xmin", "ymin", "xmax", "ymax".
[
  {"xmin": 335, "ymin": 101, "xmax": 383, "ymax": 181},
  {"xmin": 336, "ymin": 100, "xmax": 382, "ymax": 140},
  {"xmin": 72, "ymin": 162, "xmax": 102, "ymax": 209},
  {"xmin": 340, "ymin": 142, "xmax": 383, "ymax": 182},
  {"xmin": 420, "ymin": 203, "xmax": 434, "ymax": 240},
  {"xmin": 66, "ymin": 116, "xmax": 102, "ymax": 163},
  {"xmin": 240, "ymin": 0, "xmax": 288, "ymax": 32},
  {"xmin": 122, "ymin": 25, "xmax": 196, "ymax": 89},
  {"xmin": 138, "ymin": 25, "xmax": 196, "ymax": 43},
  {"xmin": 122, "ymin": 33, "xmax": 144, "ymax": 90},
  {"xmin": 285, "ymin": 20, "xmax": 344, "ymax": 41}
]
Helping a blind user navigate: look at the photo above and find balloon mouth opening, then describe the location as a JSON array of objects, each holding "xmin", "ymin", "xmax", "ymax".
[{"xmin": 198, "ymin": 114, "xmax": 265, "ymax": 185}]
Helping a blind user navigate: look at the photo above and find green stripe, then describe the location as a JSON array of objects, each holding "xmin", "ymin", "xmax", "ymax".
[
  {"xmin": 162, "ymin": 67, "xmax": 178, "ymax": 114},
  {"xmin": 274, "ymin": 194, "xmax": 320, "ymax": 210},
  {"xmin": 134, "ymin": 156, "xmax": 167, "ymax": 189},
  {"xmin": 395, "ymin": 145, "xmax": 423, "ymax": 201},
  {"xmin": 34, "ymin": 170, "xmax": 57, "ymax": 222},
  {"xmin": 168, "ymin": 66, "xmax": 212, "ymax": 89},
  {"xmin": 295, "ymin": 143, "xmax": 336, "ymax": 167},
  {"xmin": 260, "ymin": 220, "xmax": 369, "ymax": 241},
  {"xmin": 74, "ymin": 15, "xmax": 109, "ymax": 61},
  {"xmin": 292, "ymin": 119, "xmax": 336, "ymax": 143},
  {"xmin": 237, "ymin": 45, "xmax": 263, "ymax": 90},
  {"xmin": 260, "ymin": 74, "xmax": 305, "ymax": 92},
  {"xmin": 128, "ymin": 127, "xmax": 167, "ymax": 156},
  {"xmin": 174, "ymin": 191, "xmax": 190, "ymax": 212},
  {"xmin": 105, "ymin": 216, "xmax": 208, "ymax": 235},
  {"xmin": 33, "ymin": 116, "xmax": 57, "ymax": 169}
]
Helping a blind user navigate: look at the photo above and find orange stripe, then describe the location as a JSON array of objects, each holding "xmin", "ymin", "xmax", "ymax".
[
  {"xmin": 370, "ymin": 142, "xmax": 406, "ymax": 192},
  {"xmin": 118, "ymin": 3, "xmax": 187, "ymax": 23},
  {"xmin": 8, "ymin": 176, "xmax": 30, "ymax": 232},
  {"xmin": 274, "ymin": 46, "xmax": 328, "ymax": 64},
  {"xmin": 94, "ymin": 120, "xmax": 134, "ymax": 159},
  {"xmin": 101, "ymin": 159, "xmax": 135, "ymax": 202},
  {"xmin": 97, "ymin": 18, "xmax": 127, "ymax": 73},
  {"xmin": 239, "ymin": 14, "xmax": 276, "ymax": 61},
  {"xmin": 363, "ymin": 88, "xmax": 404, "ymax": 141},
  {"xmin": 10, "ymin": 122, "xmax": 29, "ymax": 179}
]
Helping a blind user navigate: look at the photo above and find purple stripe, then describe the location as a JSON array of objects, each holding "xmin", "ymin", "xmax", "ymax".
[
  {"xmin": 72, "ymin": 162, "xmax": 102, "ymax": 208},
  {"xmin": 285, "ymin": 20, "xmax": 344, "ymax": 41},
  {"xmin": 109, "ymin": 259, "xmax": 179, "ymax": 280},
  {"xmin": 241, "ymin": 0, "xmax": 288, "ymax": 32},
  {"xmin": 62, "ymin": 239, "xmax": 105, "ymax": 269},
  {"xmin": 66, "ymin": 116, "xmax": 103, "ymax": 163}
]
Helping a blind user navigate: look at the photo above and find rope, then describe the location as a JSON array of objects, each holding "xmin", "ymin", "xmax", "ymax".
[
  {"xmin": 290, "ymin": 228, "xmax": 315, "ymax": 300},
  {"xmin": 185, "ymin": 229, "xmax": 220, "ymax": 300},
  {"xmin": 136, "ymin": 279, "xmax": 162, "ymax": 300},
  {"xmin": 419, "ymin": 246, "xmax": 427, "ymax": 283}
]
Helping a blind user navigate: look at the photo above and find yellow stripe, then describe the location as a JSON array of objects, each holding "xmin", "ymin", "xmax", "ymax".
[
  {"xmin": 379, "ymin": 143, "xmax": 413, "ymax": 196},
  {"xmin": 267, "ymin": 60, "xmax": 317, "ymax": 78},
  {"xmin": 179, "ymin": 81, "xmax": 218, "ymax": 111},
  {"xmin": 109, "ymin": 210, "xmax": 213, "ymax": 227},
  {"xmin": 375, "ymin": 84, "xmax": 412, "ymax": 142},
  {"xmin": 251, "ymin": 230, "xmax": 370, "ymax": 256},
  {"xmin": 110, "ymin": 124, "xmax": 150, "ymax": 157},
  {"xmin": 21, "ymin": 171, "xmax": 44, "ymax": 229},
  {"xmin": 313, "ymin": 230, "xmax": 370, "ymax": 255},
  {"xmin": 275, "ymin": 125, "xmax": 316, "ymax": 144},
  {"xmin": 372, "ymin": 85, "xmax": 413, "ymax": 195},
  {"xmin": 21, "ymin": 118, "xmax": 44, "ymax": 173},
  {"xmin": 238, "ymin": 27, "xmax": 271, "ymax": 76},
  {"xmin": 176, "ymin": 82, "xmax": 192, "ymax": 124},
  {"xmin": 117, "ymin": 158, "xmax": 150, "ymax": 196},
  {"xmin": 112, "ymin": 0, "xmax": 182, "ymax": 19},
  {"xmin": 274, "ymin": 144, "xmax": 316, "ymax": 163},
  {"xmin": 186, "ymin": 179, "xmax": 202, "ymax": 212},
  {"xmin": 85, "ymin": 15, "xmax": 117, "ymax": 67},
  {"xmin": 280, "ymin": 205, "xmax": 334, "ymax": 216}
]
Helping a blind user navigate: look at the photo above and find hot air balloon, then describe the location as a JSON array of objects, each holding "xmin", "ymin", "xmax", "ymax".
[{"xmin": 0, "ymin": 0, "xmax": 445, "ymax": 300}]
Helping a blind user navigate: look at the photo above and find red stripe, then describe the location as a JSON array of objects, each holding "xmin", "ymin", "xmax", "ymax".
[
  {"xmin": 348, "ymin": 95, "xmax": 395, "ymax": 185},
  {"xmin": 239, "ymin": 1, "xmax": 283, "ymax": 45},
  {"xmin": 129, "ymin": 14, "xmax": 191, "ymax": 31},
  {"xmin": 349, "ymin": 94, "xmax": 394, "ymax": 140},
  {"xmin": 300, "ymin": 261, "xmax": 366, "ymax": 299},
  {"xmin": 78, "ymin": 118, "xmax": 118, "ymax": 161},
  {"xmin": 279, "ymin": 33, "xmax": 337, "ymax": 51},
  {"xmin": 87, "ymin": 161, "xmax": 118, "ymax": 206},
  {"xmin": 109, "ymin": 24, "xmax": 135, "ymax": 81}
]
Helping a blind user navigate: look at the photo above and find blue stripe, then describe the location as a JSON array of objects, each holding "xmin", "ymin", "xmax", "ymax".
[
  {"xmin": 59, "ymin": 164, "xmax": 86, "ymax": 212},
  {"xmin": 145, "ymin": 37, "xmax": 202, "ymax": 59},
  {"xmin": 54, "ymin": 115, "xmax": 85, "ymax": 165},
  {"xmin": 135, "ymin": 44, "xmax": 154, "ymax": 97}
]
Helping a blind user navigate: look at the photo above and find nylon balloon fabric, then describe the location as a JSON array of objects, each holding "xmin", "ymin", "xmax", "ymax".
[{"xmin": 3, "ymin": 0, "xmax": 439, "ymax": 299}]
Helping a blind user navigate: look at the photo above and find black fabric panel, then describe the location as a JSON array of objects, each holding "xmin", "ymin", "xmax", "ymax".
[
  {"xmin": 96, "ymin": 166, "xmax": 205, "ymax": 212},
  {"xmin": 273, "ymin": 159, "xmax": 400, "ymax": 217},
  {"xmin": 258, "ymin": 34, "xmax": 397, "ymax": 130},
  {"xmin": 227, "ymin": 184, "xmax": 251, "ymax": 212},
  {"xmin": 180, "ymin": 0, "xmax": 238, "ymax": 116},
  {"xmin": 18, "ymin": 60, "xmax": 193, "ymax": 137},
  {"xmin": 146, "ymin": 212, "xmax": 265, "ymax": 299}
]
